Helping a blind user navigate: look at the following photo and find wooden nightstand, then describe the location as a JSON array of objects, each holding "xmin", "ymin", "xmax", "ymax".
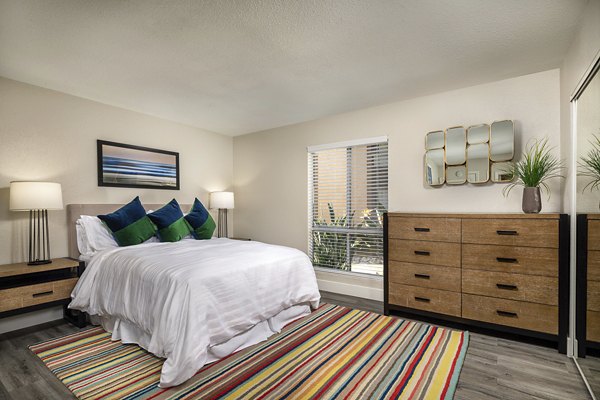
[{"xmin": 0, "ymin": 258, "xmax": 87, "ymax": 328}]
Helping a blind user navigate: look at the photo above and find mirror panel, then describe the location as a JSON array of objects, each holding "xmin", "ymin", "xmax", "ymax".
[
  {"xmin": 446, "ymin": 165, "xmax": 466, "ymax": 185},
  {"xmin": 491, "ymin": 162, "xmax": 513, "ymax": 183},
  {"xmin": 425, "ymin": 149, "xmax": 445, "ymax": 186},
  {"xmin": 467, "ymin": 124, "xmax": 490, "ymax": 144},
  {"xmin": 574, "ymin": 59, "xmax": 600, "ymax": 397},
  {"xmin": 490, "ymin": 120, "xmax": 514, "ymax": 161},
  {"xmin": 445, "ymin": 127, "xmax": 466, "ymax": 165},
  {"xmin": 467, "ymin": 143, "xmax": 489, "ymax": 183},
  {"xmin": 425, "ymin": 130, "xmax": 445, "ymax": 150}
]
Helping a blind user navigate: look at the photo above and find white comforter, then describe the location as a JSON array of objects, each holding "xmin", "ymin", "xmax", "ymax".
[{"xmin": 69, "ymin": 238, "xmax": 321, "ymax": 387}]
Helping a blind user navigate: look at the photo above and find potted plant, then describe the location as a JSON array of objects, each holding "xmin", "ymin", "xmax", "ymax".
[
  {"xmin": 578, "ymin": 134, "xmax": 600, "ymax": 208},
  {"xmin": 503, "ymin": 138, "xmax": 564, "ymax": 213}
]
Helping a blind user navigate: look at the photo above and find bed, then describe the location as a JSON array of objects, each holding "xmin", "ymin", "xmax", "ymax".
[{"xmin": 66, "ymin": 204, "xmax": 321, "ymax": 388}]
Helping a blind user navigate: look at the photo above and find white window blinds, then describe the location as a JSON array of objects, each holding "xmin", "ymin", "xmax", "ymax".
[{"xmin": 308, "ymin": 138, "xmax": 388, "ymax": 275}]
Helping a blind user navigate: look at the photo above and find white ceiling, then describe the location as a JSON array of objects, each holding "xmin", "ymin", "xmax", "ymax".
[{"xmin": 0, "ymin": 0, "xmax": 588, "ymax": 136}]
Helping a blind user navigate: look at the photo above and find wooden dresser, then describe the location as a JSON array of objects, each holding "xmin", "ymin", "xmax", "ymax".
[
  {"xmin": 384, "ymin": 213, "xmax": 569, "ymax": 352},
  {"xmin": 0, "ymin": 258, "xmax": 86, "ymax": 327},
  {"xmin": 576, "ymin": 214, "xmax": 600, "ymax": 356}
]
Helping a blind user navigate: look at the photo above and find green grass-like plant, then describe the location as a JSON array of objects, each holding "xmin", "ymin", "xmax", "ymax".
[
  {"xmin": 578, "ymin": 135, "xmax": 600, "ymax": 193},
  {"xmin": 503, "ymin": 138, "xmax": 564, "ymax": 198}
]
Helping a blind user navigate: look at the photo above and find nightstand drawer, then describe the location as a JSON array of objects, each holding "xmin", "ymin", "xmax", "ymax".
[
  {"xmin": 388, "ymin": 239, "xmax": 461, "ymax": 267},
  {"xmin": 588, "ymin": 280, "xmax": 600, "ymax": 312},
  {"xmin": 388, "ymin": 217, "xmax": 461, "ymax": 242},
  {"xmin": 462, "ymin": 294, "xmax": 558, "ymax": 334},
  {"xmin": 462, "ymin": 219, "xmax": 558, "ymax": 248},
  {"xmin": 0, "ymin": 278, "xmax": 78, "ymax": 312},
  {"xmin": 388, "ymin": 261, "xmax": 461, "ymax": 292}
]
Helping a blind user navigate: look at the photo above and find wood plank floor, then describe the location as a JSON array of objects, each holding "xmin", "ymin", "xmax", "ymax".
[{"xmin": 0, "ymin": 292, "xmax": 596, "ymax": 400}]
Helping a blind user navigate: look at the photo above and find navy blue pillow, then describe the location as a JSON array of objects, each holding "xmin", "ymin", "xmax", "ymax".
[
  {"xmin": 98, "ymin": 196, "xmax": 157, "ymax": 246},
  {"xmin": 148, "ymin": 199, "xmax": 192, "ymax": 242},
  {"xmin": 185, "ymin": 198, "xmax": 216, "ymax": 240}
]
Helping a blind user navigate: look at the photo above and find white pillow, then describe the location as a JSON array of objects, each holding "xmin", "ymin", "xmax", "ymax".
[
  {"xmin": 79, "ymin": 215, "xmax": 119, "ymax": 252},
  {"xmin": 76, "ymin": 214, "xmax": 160, "ymax": 257}
]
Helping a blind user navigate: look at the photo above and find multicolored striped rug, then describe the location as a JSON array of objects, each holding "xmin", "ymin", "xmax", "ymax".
[{"xmin": 30, "ymin": 304, "xmax": 468, "ymax": 399}]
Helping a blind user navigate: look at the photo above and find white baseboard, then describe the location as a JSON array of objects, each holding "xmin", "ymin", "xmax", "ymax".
[{"xmin": 316, "ymin": 270, "xmax": 383, "ymax": 301}]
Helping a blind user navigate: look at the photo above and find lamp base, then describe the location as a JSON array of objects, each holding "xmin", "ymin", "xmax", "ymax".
[{"xmin": 28, "ymin": 259, "xmax": 52, "ymax": 266}]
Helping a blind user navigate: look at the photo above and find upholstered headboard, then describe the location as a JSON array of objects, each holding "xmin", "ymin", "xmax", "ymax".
[{"xmin": 66, "ymin": 203, "xmax": 191, "ymax": 260}]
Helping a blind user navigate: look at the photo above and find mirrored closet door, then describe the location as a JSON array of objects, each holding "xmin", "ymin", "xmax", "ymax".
[{"xmin": 574, "ymin": 55, "xmax": 600, "ymax": 398}]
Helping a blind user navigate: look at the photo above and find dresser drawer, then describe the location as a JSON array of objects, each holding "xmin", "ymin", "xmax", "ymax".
[
  {"xmin": 462, "ymin": 269, "xmax": 557, "ymax": 305},
  {"xmin": 462, "ymin": 294, "xmax": 558, "ymax": 334},
  {"xmin": 588, "ymin": 250, "xmax": 600, "ymax": 281},
  {"xmin": 588, "ymin": 310, "xmax": 600, "ymax": 342},
  {"xmin": 589, "ymin": 221, "xmax": 600, "ymax": 251},
  {"xmin": 588, "ymin": 280, "xmax": 600, "ymax": 312},
  {"xmin": 388, "ymin": 239, "xmax": 460, "ymax": 267},
  {"xmin": 0, "ymin": 278, "xmax": 78, "ymax": 312},
  {"xmin": 462, "ymin": 244, "xmax": 557, "ymax": 277},
  {"xmin": 389, "ymin": 284, "xmax": 461, "ymax": 317},
  {"xmin": 462, "ymin": 219, "xmax": 558, "ymax": 248},
  {"xmin": 388, "ymin": 261, "xmax": 461, "ymax": 292},
  {"xmin": 388, "ymin": 217, "xmax": 461, "ymax": 243}
]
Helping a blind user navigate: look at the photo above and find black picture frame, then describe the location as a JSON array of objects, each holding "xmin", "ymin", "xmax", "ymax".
[{"xmin": 97, "ymin": 140, "xmax": 180, "ymax": 190}]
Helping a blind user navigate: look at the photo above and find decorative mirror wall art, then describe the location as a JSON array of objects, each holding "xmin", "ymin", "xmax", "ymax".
[
  {"xmin": 446, "ymin": 165, "xmax": 466, "ymax": 185},
  {"xmin": 491, "ymin": 161, "xmax": 513, "ymax": 183},
  {"xmin": 425, "ymin": 149, "xmax": 445, "ymax": 186},
  {"xmin": 424, "ymin": 120, "xmax": 514, "ymax": 187},
  {"xmin": 445, "ymin": 127, "xmax": 467, "ymax": 165},
  {"xmin": 490, "ymin": 120, "xmax": 515, "ymax": 161},
  {"xmin": 425, "ymin": 130, "xmax": 444, "ymax": 150}
]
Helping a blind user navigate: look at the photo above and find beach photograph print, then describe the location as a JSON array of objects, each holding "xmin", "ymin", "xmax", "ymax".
[{"xmin": 97, "ymin": 140, "xmax": 180, "ymax": 190}]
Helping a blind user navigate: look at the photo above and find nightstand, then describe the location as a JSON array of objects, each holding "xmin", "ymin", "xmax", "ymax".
[{"xmin": 0, "ymin": 257, "xmax": 86, "ymax": 328}]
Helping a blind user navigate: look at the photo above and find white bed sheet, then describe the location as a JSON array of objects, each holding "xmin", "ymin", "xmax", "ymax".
[{"xmin": 69, "ymin": 238, "xmax": 321, "ymax": 387}]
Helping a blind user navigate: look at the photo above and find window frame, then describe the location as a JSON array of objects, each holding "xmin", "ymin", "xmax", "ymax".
[{"xmin": 307, "ymin": 136, "xmax": 388, "ymax": 276}]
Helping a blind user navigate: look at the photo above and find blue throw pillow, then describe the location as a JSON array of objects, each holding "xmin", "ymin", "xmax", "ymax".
[
  {"xmin": 184, "ymin": 198, "xmax": 216, "ymax": 240},
  {"xmin": 148, "ymin": 199, "xmax": 192, "ymax": 242},
  {"xmin": 98, "ymin": 196, "xmax": 157, "ymax": 246}
]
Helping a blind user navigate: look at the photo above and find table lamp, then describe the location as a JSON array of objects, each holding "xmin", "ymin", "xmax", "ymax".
[
  {"xmin": 210, "ymin": 191, "xmax": 234, "ymax": 238},
  {"xmin": 10, "ymin": 181, "xmax": 63, "ymax": 265}
]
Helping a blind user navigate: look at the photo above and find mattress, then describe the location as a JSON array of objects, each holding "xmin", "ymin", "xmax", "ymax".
[{"xmin": 69, "ymin": 238, "xmax": 321, "ymax": 387}]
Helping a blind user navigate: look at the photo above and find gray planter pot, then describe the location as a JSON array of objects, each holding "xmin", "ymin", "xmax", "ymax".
[{"xmin": 522, "ymin": 187, "xmax": 542, "ymax": 213}]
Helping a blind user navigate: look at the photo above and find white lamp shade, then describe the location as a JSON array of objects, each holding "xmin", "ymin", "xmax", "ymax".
[
  {"xmin": 210, "ymin": 191, "xmax": 234, "ymax": 209},
  {"xmin": 10, "ymin": 182, "xmax": 63, "ymax": 211}
]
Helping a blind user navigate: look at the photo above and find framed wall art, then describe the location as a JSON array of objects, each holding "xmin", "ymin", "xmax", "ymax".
[{"xmin": 97, "ymin": 140, "xmax": 180, "ymax": 190}]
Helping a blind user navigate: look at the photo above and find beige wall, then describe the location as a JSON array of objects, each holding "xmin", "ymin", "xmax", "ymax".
[
  {"xmin": 234, "ymin": 69, "xmax": 561, "ymax": 254},
  {"xmin": 0, "ymin": 77, "xmax": 234, "ymax": 265},
  {"xmin": 560, "ymin": 0, "xmax": 600, "ymax": 213},
  {"xmin": 0, "ymin": 77, "xmax": 233, "ymax": 332}
]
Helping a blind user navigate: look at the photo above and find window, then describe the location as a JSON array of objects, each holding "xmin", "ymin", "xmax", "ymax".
[{"xmin": 308, "ymin": 137, "xmax": 388, "ymax": 275}]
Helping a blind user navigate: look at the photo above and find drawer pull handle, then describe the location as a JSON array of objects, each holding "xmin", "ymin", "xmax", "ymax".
[
  {"xmin": 414, "ymin": 227, "xmax": 430, "ymax": 232},
  {"xmin": 414, "ymin": 296, "xmax": 430, "ymax": 303},
  {"xmin": 32, "ymin": 290, "xmax": 54, "ymax": 298},
  {"xmin": 496, "ymin": 283, "xmax": 518, "ymax": 291},
  {"xmin": 496, "ymin": 230, "xmax": 518, "ymax": 236},
  {"xmin": 496, "ymin": 257, "xmax": 518, "ymax": 264},
  {"xmin": 414, "ymin": 273, "xmax": 430, "ymax": 279},
  {"xmin": 414, "ymin": 250, "xmax": 430, "ymax": 256},
  {"xmin": 496, "ymin": 310, "xmax": 518, "ymax": 318}
]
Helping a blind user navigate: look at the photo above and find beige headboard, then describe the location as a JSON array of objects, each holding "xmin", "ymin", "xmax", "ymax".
[{"xmin": 67, "ymin": 203, "xmax": 191, "ymax": 260}]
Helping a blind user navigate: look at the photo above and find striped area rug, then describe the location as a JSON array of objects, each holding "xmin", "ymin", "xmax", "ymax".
[{"xmin": 30, "ymin": 304, "xmax": 468, "ymax": 399}]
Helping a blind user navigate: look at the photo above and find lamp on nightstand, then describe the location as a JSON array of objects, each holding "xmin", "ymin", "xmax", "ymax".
[
  {"xmin": 210, "ymin": 191, "xmax": 234, "ymax": 238},
  {"xmin": 10, "ymin": 181, "xmax": 63, "ymax": 265}
]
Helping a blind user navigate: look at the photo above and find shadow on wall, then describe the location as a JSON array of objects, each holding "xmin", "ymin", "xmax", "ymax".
[{"xmin": 0, "ymin": 186, "xmax": 28, "ymax": 263}]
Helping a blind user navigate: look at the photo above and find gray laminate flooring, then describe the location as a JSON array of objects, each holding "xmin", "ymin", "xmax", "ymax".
[{"xmin": 0, "ymin": 292, "xmax": 596, "ymax": 400}]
